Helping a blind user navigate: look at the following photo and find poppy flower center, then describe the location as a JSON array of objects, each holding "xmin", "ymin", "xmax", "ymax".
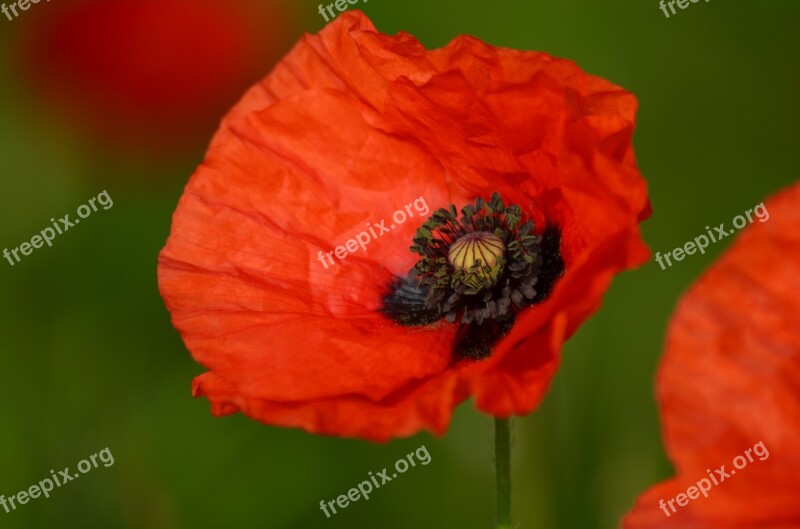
[
  {"xmin": 382, "ymin": 193, "xmax": 565, "ymax": 360},
  {"xmin": 447, "ymin": 232, "xmax": 506, "ymax": 291}
]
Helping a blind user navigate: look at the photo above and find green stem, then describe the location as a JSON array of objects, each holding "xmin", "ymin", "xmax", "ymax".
[{"xmin": 495, "ymin": 417, "xmax": 512, "ymax": 529}]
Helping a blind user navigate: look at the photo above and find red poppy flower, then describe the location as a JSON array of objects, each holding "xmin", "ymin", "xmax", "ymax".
[
  {"xmin": 623, "ymin": 182, "xmax": 800, "ymax": 527},
  {"xmin": 158, "ymin": 11, "xmax": 650, "ymax": 441},
  {"xmin": 17, "ymin": 0, "xmax": 293, "ymax": 151}
]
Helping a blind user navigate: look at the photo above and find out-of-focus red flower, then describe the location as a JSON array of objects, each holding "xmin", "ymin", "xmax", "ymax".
[
  {"xmin": 158, "ymin": 11, "xmax": 650, "ymax": 441},
  {"xmin": 624, "ymin": 182, "xmax": 800, "ymax": 528},
  {"xmin": 18, "ymin": 0, "xmax": 293, "ymax": 151}
]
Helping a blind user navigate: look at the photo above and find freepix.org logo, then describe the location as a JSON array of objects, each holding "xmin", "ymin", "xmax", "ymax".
[
  {"xmin": 319, "ymin": 445, "xmax": 432, "ymax": 518},
  {"xmin": 0, "ymin": 447, "xmax": 115, "ymax": 514},
  {"xmin": 316, "ymin": 196, "xmax": 429, "ymax": 270},
  {"xmin": 659, "ymin": 441, "xmax": 769, "ymax": 517},
  {"xmin": 654, "ymin": 202, "xmax": 768, "ymax": 270},
  {"xmin": 1, "ymin": 0, "xmax": 53, "ymax": 22},
  {"xmin": 3, "ymin": 190, "xmax": 114, "ymax": 267}
]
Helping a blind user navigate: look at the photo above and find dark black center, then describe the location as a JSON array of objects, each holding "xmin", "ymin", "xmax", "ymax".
[{"xmin": 381, "ymin": 193, "xmax": 565, "ymax": 360}]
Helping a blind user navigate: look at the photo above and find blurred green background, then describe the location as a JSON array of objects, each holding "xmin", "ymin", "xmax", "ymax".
[{"xmin": 0, "ymin": 0, "xmax": 797, "ymax": 527}]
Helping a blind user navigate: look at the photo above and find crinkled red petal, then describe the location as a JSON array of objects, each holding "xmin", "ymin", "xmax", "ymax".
[{"xmin": 624, "ymin": 182, "xmax": 800, "ymax": 528}]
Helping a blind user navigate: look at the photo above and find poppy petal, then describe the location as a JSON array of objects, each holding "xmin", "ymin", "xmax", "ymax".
[{"xmin": 624, "ymin": 182, "xmax": 800, "ymax": 528}]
